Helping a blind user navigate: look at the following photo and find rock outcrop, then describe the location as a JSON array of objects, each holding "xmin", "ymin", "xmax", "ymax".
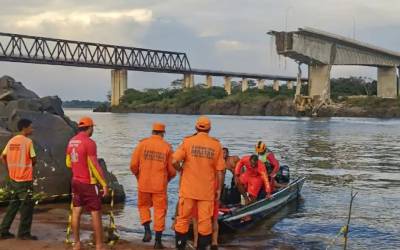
[{"xmin": 0, "ymin": 76, "xmax": 125, "ymax": 203}]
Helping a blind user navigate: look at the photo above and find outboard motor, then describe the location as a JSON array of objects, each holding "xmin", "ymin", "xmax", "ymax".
[{"xmin": 275, "ymin": 165, "xmax": 290, "ymax": 184}]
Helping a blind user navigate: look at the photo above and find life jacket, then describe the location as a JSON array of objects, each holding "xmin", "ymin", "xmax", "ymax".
[
  {"xmin": 4, "ymin": 135, "xmax": 35, "ymax": 182},
  {"xmin": 259, "ymin": 151, "xmax": 273, "ymax": 175}
]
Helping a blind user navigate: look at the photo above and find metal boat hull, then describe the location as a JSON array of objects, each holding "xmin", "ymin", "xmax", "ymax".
[{"xmin": 219, "ymin": 177, "xmax": 305, "ymax": 233}]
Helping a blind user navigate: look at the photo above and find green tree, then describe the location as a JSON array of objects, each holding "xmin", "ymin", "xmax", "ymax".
[{"xmin": 171, "ymin": 79, "xmax": 183, "ymax": 89}]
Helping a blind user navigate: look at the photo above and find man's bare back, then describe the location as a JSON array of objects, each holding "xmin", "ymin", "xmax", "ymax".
[{"xmin": 225, "ymin": 155, "xmax": 240, "ymax": 173}]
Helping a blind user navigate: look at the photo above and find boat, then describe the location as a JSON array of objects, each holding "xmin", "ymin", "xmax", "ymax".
[{"xmin": 218, "ymin": 177, "xmax": 306, "ymax": 233}]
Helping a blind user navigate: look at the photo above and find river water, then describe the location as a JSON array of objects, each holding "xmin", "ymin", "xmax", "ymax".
[{"xmin": 65, "ymin": 109, "xmax": 400, "ymax": 250}]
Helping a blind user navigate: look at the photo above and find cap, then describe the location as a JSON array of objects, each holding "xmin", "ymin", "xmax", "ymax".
[
  {"xmin": 78, "ymin": 116, "xmax": 95, "ymax": 128},
  {"xmin": 196, "ymin": 116, "xmax": 211, "ymax": 130},
  {"xmin": 152, "ymin": 122, "xmax": 166, "ymax": 132}
]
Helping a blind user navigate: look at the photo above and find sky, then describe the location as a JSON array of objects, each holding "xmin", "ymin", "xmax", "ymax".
[{"xmin": 1, "ymin": 0, "xmax": 400, "ymax": 101}]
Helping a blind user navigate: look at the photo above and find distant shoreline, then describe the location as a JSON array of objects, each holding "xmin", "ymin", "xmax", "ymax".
[
  {"xmin": 94, "ymin": 96, "xmax": 400, "ymax": 119},
  {"xmin": 93, "ymin": 77, "xmax": 400, "ymax": 118},
  {"xmin": 63, "ymin": 100, "xmax": 107, "ymax": 109}
]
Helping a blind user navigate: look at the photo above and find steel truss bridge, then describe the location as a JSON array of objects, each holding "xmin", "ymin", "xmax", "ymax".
[
  {"xmin": 0, "ymin": 32, "xmax": 191, "ymax": 73},
  {"xmin": 0, "ymin": 32, "xmax": 303, "ymax": 81}
]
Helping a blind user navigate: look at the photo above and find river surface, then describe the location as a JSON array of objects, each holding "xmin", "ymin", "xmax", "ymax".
[{"xmin": 65, "ymin": 109, "xmax": 400, "ymax": 250}]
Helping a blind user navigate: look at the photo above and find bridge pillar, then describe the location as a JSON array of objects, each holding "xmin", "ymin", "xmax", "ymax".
[
  {"xmin": 242, "ymin": 78, "xmax": 249, "ymax": 92},
  {"xmin": 273, "ymin": 80, "xmax": 280, "ymax": 91},
  {"xmin": 206, "ymin": 75, "xmax": 213, "ymax": 88},
  {"xmin": 308, "ymin": 64, "xmax": 331, "ymax": 101},
  {"xmin": 377, "ymin": 66, "xmax": 397, "ymax": 98},
  {"xmin": 183, "ymin": 74, "xmax": 190, "ymax": 88},
  {"xmin": 190, "ymin": 74, "xmax": 195, "ymax": 88},
  {"xmin": 257, "ymin": 79, "xmax": 265, "ymax": 90},
  {"xmin": 287, "ymin": 81, "xmax": 293, "ymax": 90},
  {"xmin": 111, "ymin": 69, "xmax": 127, "ymax": 106},
  {"xmin": 183, "ymin": 73, "xmax": 194, "ymax": 88},
  {"xmin": 224, "ymin": 76, "xmax": 232, "ymax": 95}
]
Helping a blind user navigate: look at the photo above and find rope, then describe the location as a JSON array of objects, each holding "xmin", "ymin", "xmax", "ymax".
[
  {"xmin": 65, "ymin": 199, "xmax": 74, "ymax": 245},
  {"xmin": 62, "ymin": 188, "xmax": 120, "ymax": 247},
  {"xmin": 0, "ymin": 188, "xmax": 71, "ymax": 204},
  {"xmin": 107, "ymin": 189, "xmax": 120, "ymax": 246}
]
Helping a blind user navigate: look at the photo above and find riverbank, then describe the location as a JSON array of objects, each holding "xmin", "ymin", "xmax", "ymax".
[
  {"xmin": 0, "ymin": 204, "xmax": 176, "ymax": 250},
  {"xmin": 94, "ymin": 77, "xmax": 400, "ymax": 118},
  {"xmin": 96, "ymin": 93, "xmax": 400, "ymax": 118}
]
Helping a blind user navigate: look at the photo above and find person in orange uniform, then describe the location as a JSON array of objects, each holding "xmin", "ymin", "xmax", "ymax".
[
  {"xmin": 210, "ymin": 147, "xmax": 240, "ymax": 249},
  {"xmin": 66, "ymin": 117, "xmax": 109, "ymax": 250},
  {"xmin": 234, "ymin": 155, "xmax": 272, "ymax": 204},
  {"xmin": 0, "ymin": 119, "xmax": 37, "ymax": 240},
  {"xmin": 173, "ymin": 116, "xmax": 225, "ymax": 250},
  {"xmin": 191, "ymin": 173, "xmax": 220, "ymax": 250},
  {"xmin": 130, "ymin": 122, "xmax": 176, "ymax": 249}
]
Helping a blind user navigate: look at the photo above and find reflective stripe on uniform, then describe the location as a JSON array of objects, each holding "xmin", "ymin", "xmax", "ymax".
[{"xmin": 3, "ymin": 135, "xmax": 35, "ymax": 182}]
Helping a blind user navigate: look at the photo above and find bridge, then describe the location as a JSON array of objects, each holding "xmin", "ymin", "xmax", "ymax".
[
  {"xmin": 0, "ymin": 32, "xmax": 302, "ymax": 106},
  {"xmin": 269, "ymin": 27, "xmax": 400, "ymax": 104}
]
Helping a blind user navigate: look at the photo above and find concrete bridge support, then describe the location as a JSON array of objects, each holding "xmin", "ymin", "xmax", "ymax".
[
  {"xmin": 183, "ymin": 74, "xmax": 190, "ymax": 88},
  {"xmin": 111, "ymin": 69, "xmax": 127, "ymax": 106},
  {"xmin": 257, "ymin": 79, "xmax": 265, "ymax": 90},
  {"xmin": 183, "ymin": 73, "xmax": 194, "ymax": 88},
  {"xmin": 190, "ymin": 74, "xmax": 195, "ymax": 88},
  {"xmin": 242, "ymin": 78, "xmax": 249, "ymax": 92},
  {"xmin": 308, "ymin": 64, "xmax": 331, "ymax": 101},
  {"xmin": 377, "ymin": 66, "xmax": 398, "ymax": 98},
  {"xmin": 206, "ymin": 75, "xmax": 213, "ymax": 88},
  {"xmin": 224, "ymin": 76, "xmax": 232, "ymax": 95},
  {"xmin": 287, "ymin": 81, "xmax": 293, "ymax": 90},
  {"xmin": 273, "ymin": 80, "xmax": 280, "ymax": 91}
]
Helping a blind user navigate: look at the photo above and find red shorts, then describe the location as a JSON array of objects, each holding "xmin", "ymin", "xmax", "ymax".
[
  {"xmin": 192, "ymin": 200, "xmax": 219, "ymax": 220},
  {"xmin": 239, "ymin": 172, "xmax": 263, "ymax": 198},
  {"xmin": 72, "ymin": 180, "xmax": 101, "ymax": 212}
]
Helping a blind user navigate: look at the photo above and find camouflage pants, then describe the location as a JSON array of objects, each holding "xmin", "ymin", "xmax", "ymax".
[{"xmin": 0, "ymin": 180, "xmax": 34, "ymax": 236}]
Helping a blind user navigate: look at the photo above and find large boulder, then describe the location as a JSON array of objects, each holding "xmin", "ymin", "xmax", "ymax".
[
  {"xmin": 0, "ymin": 76, "xmax": 39, "ymax": 101},
  {"xmin": 0, "ymin": 76, "xmax": 125, "ymax": 203},
  {"xmin": 40, "ymin": 96, "xmax": 64, "ymax": 116},
  {"xmin": 0, "ymin": 127, "xmax": 12, "ymax": 185}
]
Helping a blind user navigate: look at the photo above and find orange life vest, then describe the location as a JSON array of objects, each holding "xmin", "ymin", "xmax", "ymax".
[{"xmin": 2, "ymin": 135, "xmax": 36, "ymax": 182}]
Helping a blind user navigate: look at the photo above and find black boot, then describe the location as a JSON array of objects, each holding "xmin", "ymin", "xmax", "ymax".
[
  {"xmin": 154, "ymin": 231, "xmax": 164, "ymax": 249},
  {"xmin": 197, "ymin": 234, "xmax": 211, "ymax": 250},
  {"xmin": 0, "ymin": 232, "xmax": 15, "ymax": 240},
  {"xmin": 175, "ymin": 231, "xmax": 188, "ymax": 250},
  {"xmin": 142, "ymin": 222, "xmax": 152, "ymax": 242}
]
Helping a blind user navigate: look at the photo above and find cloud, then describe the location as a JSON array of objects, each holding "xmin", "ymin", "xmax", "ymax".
[
  {"xmin": 15, "ymin": 9, "xmax": 153, "ymax": 28},
  {"xmin": 1, "ymin": 0, "xmax": 400, "ymax": 100},
  {"xmin": 215, "ymin": 40, "xmax": 249, "ymax": 51}
]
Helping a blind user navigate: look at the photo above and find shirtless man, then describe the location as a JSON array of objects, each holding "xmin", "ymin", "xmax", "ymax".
[{"xmin": 223, "ymin": 147, "xmax": 240, "ymax": 174}]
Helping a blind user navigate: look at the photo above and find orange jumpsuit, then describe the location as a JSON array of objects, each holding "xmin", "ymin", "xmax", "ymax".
[
  {"xmin": 130, "ymin": 135, "xmax": 176, "ymax": 232},
  {"xmin": 235, "ymin": 156, "xmax": 272, "ymax": 198},
  {"xmin": 173, "ymin": 132, "xmax": 225, "ymax": 236}
]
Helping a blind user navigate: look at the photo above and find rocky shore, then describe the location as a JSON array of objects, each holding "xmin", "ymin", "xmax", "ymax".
[{"xmin": 0, "ymin": 75, "xmax": 125, "ymax": 203}]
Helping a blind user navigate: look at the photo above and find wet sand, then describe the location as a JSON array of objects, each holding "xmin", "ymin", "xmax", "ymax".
[{"xmin": 0, "ymin": 204, "xmax": 179, "ymax": 250}]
